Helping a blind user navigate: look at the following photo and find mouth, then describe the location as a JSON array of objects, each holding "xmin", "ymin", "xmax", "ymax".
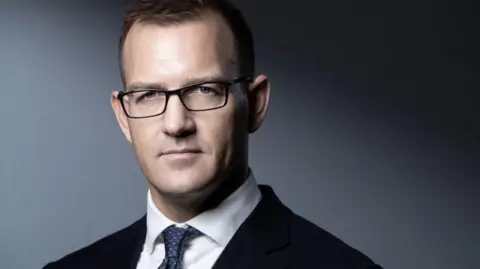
[
  {"xmin": 159, "ymin": 149, "xmax": 202, "ymax": 166},
  {"xmin": 161, "ymin": 148, "xmax": 202, "ymax": 156}
]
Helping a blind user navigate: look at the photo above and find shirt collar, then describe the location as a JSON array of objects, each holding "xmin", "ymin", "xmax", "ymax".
[{"xmin": 144, "ymin": 172, "xmax": 262, "ymax": 253}]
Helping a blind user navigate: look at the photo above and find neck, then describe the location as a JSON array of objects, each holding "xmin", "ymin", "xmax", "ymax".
[{"xmin": 150, "ymin": 166, "xmax": 249, "ymax": 223}]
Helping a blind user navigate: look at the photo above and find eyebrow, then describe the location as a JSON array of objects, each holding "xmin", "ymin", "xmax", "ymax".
[{"xmin": 126, "ymin": 75, "xmax": 230, "ymax": 92}]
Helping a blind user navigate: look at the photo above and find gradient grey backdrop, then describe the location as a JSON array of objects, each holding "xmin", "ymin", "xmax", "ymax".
[{"xmin": 1, "ymin": 1, "xmax": 478, "ymax": 268}]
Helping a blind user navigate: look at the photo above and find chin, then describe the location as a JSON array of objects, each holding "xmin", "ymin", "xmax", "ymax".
[{"xmin": 149, "ymin": 167, "xmax": 218, "ymax": 197}]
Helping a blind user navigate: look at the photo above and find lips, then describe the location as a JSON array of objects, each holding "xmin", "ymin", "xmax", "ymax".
[
  {"xmin": 159, "ymin": 148, "xmax": 202, "ymax": 167},
  {"xmin": 161, "ymin": 148, "xmax": 202, "ymax": 156}
]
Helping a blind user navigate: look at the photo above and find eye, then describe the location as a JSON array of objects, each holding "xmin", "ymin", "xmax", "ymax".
[
  {"xmin": 138, "ymin": 90, "xmax": 160, "ymax": 101},
  {"xmin": 198, "ymin": 86, "xmax": 215, "ymax": 94},
  {"xmin": 194, "ymin": 83, "xmax": 226, "ymax": 95},
  {"xmin": 182, "ymin": 83, "xmax": 226, "ymax": 97}
]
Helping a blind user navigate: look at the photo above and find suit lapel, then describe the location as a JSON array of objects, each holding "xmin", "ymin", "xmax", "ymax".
[
  {"xmin": 87, "ymin": 215, "xmax": 145, "ymax": 269},
  {"xmin": 127, "ymin": 215, "xmax": 147, "ymax": 269},
  {"xmin": 212, "ymin": 185, "xmax": 292, "ymax": 269}
]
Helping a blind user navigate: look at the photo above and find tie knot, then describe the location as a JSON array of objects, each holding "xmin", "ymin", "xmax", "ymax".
[{"xmin": 162, "ymin": 225, "xmax": 202, "ymax": 260}]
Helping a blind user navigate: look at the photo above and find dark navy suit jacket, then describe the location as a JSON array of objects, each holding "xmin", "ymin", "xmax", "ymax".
[{"xmin": 43, "ymin": 185, "xmax": 382, "ymax": 269}]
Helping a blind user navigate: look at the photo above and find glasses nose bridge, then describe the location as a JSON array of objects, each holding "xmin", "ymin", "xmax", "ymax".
[{"xmin": 163, "ymin": 88, "xmax": 189, "ymax": 112}]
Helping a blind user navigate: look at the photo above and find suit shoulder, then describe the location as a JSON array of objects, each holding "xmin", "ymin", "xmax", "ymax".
[
  {"xmin": 43, "ymin": 216, "xmax": 145, "ymax": 269},
  {"xmin": 289, "ymin": 213, "xmax": 380, "ymax": 268}
]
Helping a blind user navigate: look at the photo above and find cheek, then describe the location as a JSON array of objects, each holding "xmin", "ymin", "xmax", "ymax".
[
  {"xmin": 197, "ymin": 110, "xmax": 236, "ymax": 156},
  {"xmin": 129, "ymin": 119, "xmax": 161, "ymax": 154}
]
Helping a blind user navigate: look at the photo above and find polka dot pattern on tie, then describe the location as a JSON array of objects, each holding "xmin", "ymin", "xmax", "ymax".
[{"xmin": 161, "ymin": 225, "xmax": 203, "ymax": 269}]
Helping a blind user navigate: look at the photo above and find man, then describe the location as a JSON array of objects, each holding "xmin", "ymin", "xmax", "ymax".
[{"xmin": 44, "ymin": 0, "xmax": 382, "ymax": 268}]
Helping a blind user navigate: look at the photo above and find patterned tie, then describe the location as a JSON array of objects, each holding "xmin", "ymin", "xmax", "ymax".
[{"xmin": 160, "ymin": 225, "xmax": 203, "ymax": 269}]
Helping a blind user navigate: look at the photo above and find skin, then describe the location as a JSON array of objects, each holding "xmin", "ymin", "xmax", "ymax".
[{"xmin": 111, "ymin": 12, "xmax": 270, "ymax": 223}]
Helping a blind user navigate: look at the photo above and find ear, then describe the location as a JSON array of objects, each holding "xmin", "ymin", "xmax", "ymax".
[
  {"xmin": 111, "ymin": 90, "xmax": 132, "ymax": 143},
  {"xmin": 247, "ymin": 75, "xmax": 270, "ymax": 133}
]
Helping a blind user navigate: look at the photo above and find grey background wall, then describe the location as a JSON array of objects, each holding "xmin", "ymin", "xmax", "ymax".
[{"xmin": 1, "ymin": 1, "xmax": 478, "ymax": 268}]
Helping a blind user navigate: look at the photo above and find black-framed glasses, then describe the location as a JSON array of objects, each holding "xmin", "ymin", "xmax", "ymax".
[{"xmin": 117, "ymin": 76, "xmax": 252, "ymax": 119}]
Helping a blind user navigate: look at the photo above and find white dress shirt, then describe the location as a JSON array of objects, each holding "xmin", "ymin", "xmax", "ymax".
[{"xmin": 136, "ymin": 172, "xmax": 262, "ymax": 269}]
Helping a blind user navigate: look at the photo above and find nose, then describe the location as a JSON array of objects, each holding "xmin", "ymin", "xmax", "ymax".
[{"xmin": 161, "ymin": 95, "xmax": 195, "ymax": 137}]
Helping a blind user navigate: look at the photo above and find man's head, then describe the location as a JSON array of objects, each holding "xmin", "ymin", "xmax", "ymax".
[{"xmin": 111, "ymin": 0, "xmax": 270, "ymax": 206}]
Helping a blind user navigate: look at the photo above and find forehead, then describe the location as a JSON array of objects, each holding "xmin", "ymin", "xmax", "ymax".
[{"xmin": 122, "ymin": 13, "xmax": 237, "ymax": 88}]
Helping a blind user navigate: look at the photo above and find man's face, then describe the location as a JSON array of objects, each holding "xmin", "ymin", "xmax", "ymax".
[{"xmin": 112, "ymin": 14, "xmax": 265, "ymax": 198}]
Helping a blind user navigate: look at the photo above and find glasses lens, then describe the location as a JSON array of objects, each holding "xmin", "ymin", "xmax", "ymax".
[
  {"xmin": 123, "ymin": 90, "xmax": 167, "ymax": 118},
  {"xmin": 181, "ymin": 83, "xmax": 227, "ymax": 110}
]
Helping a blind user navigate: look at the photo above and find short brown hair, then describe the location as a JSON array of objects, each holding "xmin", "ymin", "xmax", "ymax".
[{"xmin": 119, "ymin": 0, "xmax": 255, "ymax": 83}]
